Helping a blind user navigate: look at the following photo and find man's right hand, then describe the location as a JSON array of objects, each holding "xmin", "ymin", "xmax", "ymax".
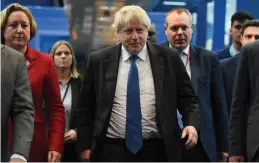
[
  {"xmin": 80, "ymin": 149, "xmax": 91, "ymax": 161},
  {"xmin": 229, "ymin": 156, "xmax": 245, "ymax": 162}
]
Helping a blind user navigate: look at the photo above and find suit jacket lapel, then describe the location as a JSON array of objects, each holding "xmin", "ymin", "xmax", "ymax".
[
  {"xmin": 69, "ymin": 78, "xmax": 77, "ymax": 128},
  {"xmin": 105, "ymin": 44, "xmax": 121, "ymax": 109},
  {"xmin": 189, "ymin": 45, "xmax": 201, "ymax": 94},
  {"xmin": 1, "ymin": 45, "xmax": 7, "ymax": 76},
  {"xmin": 147, "ymin": 42, "xmax": 164, "ymax": 109},
  {"xmin": 25, "ymin": 46, "xmax": 37, "ymax": 70}
]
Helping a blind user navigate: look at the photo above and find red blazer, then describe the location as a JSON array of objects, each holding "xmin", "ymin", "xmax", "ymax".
[{"xmin": 25, "ymin": 46, "xmax": 65, "ymax": 161}]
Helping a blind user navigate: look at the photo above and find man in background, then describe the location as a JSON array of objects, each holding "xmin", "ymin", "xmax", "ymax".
[
  {"xmin": 216, "ymin": 11, "xmax": 253, "ymax": 60},
  {"xmin": 220, "ymin": 20, "xmax": 259, "ymax": 113}
]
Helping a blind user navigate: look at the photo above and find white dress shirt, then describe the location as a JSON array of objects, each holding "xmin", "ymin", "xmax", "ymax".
[
  {"xmin": 59, "ymin": 79, "xmax": 72, "ymax": 131},
  {"xmin": 169, "ymin": 44, "xmax": 191, "ymax": 129},
  {"xmin": 169, "ymin": 44, "xmax": 191, "ymax": 78},
  {"xmin": 106, "ymin": 44, "xmax": 160, "ymax": 139}
]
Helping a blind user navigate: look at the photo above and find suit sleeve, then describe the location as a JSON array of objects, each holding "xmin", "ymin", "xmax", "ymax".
[
  {"xmin": 173, "ymin": 53, "xmax": 200, "ymax": 130},
  {"xmin": 77, "ymin": 53, "xmax": 96, "ymax": 153},
  {"xmin": 11, "ymin": 54, "xmax": 34, "ymax": 160},
  {"xmin": 219, "ymin": 60, "xmax": 228, "ymax": 103},
  {"xmin": 229, "ymin": 46, "xmax": 250, "ymax": 156},
  {"xmin": 210, "ymin": 55, "xmax": 229, "ymax": 152},
  {"xmin": 43, "ymin": 58, "xmax": 65, "ymax": 154}
]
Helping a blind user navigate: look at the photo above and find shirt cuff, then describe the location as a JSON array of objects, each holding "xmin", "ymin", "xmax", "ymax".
[{"xmin": 10, "ymin": 153, "xmax": 27, "ymax": 162}]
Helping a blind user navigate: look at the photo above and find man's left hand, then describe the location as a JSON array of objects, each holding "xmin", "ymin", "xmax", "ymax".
[
  {"xmin": 64, "ymin": 129, "xmax": 77, "ymax": 142},
  {"xmin": 9, "ymin": 158, "xmax": 25, "ymax": 162},
  {"xmin": 219, "ymin": 152, "xmax": 229, "ymax": 162},
  {"xmin": 181, "ymin": 126, "xmax": 198, "ymax": 149},
  {"xmin": 48, "ymin": 151, "xmax": 61, "ymax": 162}
]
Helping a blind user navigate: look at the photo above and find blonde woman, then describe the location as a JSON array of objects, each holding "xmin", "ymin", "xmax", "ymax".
[{"xmin": 50, "ymin": 40, "xmax": 82, "ymax": 162}]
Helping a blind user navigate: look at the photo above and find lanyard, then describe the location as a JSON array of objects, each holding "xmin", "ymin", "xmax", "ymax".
[
  {"xmin": 62, "ymin": 80, "xmax": 71, "ymax": 102},
  {"xmin": 184, "ymin": 49, "xmax": 190, "ymax": 67}
]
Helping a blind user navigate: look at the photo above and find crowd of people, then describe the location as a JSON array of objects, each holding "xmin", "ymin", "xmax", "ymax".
[{"xmin": 1, "ymin": 2, "xmax": 259, "ymax": 162}]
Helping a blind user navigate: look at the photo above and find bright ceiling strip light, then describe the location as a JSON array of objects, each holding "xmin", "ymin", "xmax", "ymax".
[{"xmin": 163, "ymin": 1, "xmax": 187, "ymax": 6}]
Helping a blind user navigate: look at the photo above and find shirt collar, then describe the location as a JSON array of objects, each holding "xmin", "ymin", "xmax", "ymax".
[
  {"xmin": 121, "ymin": 44, "xmax": 147, "ymax": 62},
  {"xmin": 169, "ymin": 43, "xmax": 190, "ymax": 55},
  {"xmin": 182, "ymin": 44, "xmax": 190, "ymax": 55},
  {"xmin": 229, "ymin": 44, "xmax": 240, "ymax": 57},
  {"xmin": 59, "ymin": 74, "xmax": 73, "ymax": 84}
]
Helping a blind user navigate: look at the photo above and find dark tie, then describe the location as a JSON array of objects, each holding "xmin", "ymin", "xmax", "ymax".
[{"xmin": 126, "ymin": 55, "xmax": 143, "ymax": 154}]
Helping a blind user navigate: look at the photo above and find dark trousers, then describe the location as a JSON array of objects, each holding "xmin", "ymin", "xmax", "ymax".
[
  {"xmin": 61, "ymin": 142, "xmax": 79, "ymax": 162},
  {"xmin": 95, "ymin": 137, "xmax": 168, "ymax": 162},
  {"xmin": 252, "ymin": 149, "xmax": 259, "ymax": 161},
  {"xmin": 181, "ymin": 139, "xmax": 210, "ymax": 162}
]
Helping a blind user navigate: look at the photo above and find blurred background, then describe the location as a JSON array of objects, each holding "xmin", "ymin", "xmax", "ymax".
[{"xmin": 1, "ymin": 0, "xmax": 259, "ymax": 68}]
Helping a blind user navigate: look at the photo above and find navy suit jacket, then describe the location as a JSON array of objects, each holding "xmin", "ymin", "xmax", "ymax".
[
  {"xmin": 162, "ymin": 42, "xmax": 229, "ymax": 161},
  {"xmin": 216, "ymin": 47, "xmax": 231, "ymax": 60},
  {"xmin": 220, "ymin": 54, "xmax": 240, "ymax": 113}
]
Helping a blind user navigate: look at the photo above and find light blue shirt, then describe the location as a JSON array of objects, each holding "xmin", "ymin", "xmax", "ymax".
[{"xmin": 229, "ymin": 44, "xmax": 240, "ymax": 57}]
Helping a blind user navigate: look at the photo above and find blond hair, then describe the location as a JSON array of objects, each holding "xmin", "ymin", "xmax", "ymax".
[
  {"xmin": 1, "ymin": 3, "xmax": 37, "ymax": 44},
  {"xmin": 50, "ymin": 40, "xmax": 80, "ymax": 79},
  {"xmin": 164, "ymin": 8, "xmax": 193, "ymax": 29},
  {"xmin": 112, "ymin": 5, "xmax": 151, "ymax": 33}
]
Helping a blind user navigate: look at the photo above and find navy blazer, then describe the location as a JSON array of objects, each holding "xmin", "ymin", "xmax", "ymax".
[
  {"xmin": 220, "ymin": 54, "xmax": 240, "ymax": 113},
  {"xmin": 215, "ymin": 47, "xmax": 231, "ymax": 60},
  {"xmin": 162, "ymin": 42, "xmax": 229, "ymax": 161}
]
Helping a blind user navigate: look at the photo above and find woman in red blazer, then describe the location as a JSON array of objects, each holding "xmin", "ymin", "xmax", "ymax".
[{"xmin": 1, "ymin": 3, "xmax": 65, "ymax": 162}]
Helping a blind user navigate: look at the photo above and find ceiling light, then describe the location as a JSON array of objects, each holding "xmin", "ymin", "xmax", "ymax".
[{"xmin": 163, "ymin": 1, "xmax": 187, "ymax": 6}]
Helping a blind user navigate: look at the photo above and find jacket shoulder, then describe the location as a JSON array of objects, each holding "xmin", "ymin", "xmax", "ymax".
[
  {"xmin": 192, "ymin": 45, "xmax": 216, "ymax": 57},
  {"xmin": 152, "ymin": 43, "xmax": 179, "ymax": 57},
  {"xmin": 90, "ymin": 44, "xmax": 119, "ymax": 58},
  {"xmin": 2, "ymin": 45, "xmax": 23, "ymax": 58},
  {"xmin": 215, "ymin": 47, "xmax": 230, "ymax": 59},
  {"xmin": 30, "ymin": 47, "xmax": 53, "ymax": 63}
]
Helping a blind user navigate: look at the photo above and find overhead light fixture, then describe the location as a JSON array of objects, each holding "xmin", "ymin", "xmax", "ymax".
[{"xmin": 163, "ymin": 1, "xmax": 187, "ymax": 6}]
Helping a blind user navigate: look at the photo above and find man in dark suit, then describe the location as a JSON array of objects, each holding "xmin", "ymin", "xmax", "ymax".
[
  {"xmin": 229, "ymin": 40, "xmax": 259, "ymax": 163},
  {"xmin": 1, "ymin": 44, "xmax": 34, "ymax": 162},
  {"xmin": 220, "ymin": 20, "xmax": 259, "ymax": 113},
  {"xmin": 216, "ymin": 11, "xmax": 253, "ymax": 60},
  {"xmin": 163, "ymin": 8, "xmax": 229, "ymax": 162},
  {"xmin": 77, "ymin": 5, "xmax": 200, "ymax": 162}
]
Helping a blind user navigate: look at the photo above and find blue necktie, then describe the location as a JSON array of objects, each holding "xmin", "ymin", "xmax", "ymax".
[
  {"xmin": 177, "ymin": 110, "xmax": 183, "ymax": 129},
  {"xmin": 177, "ymin": 51, "xmax": 184, "ymax": 130},
  {"xmin": 126, "ymin": 55, "xmax": 143, "ymax": 154}
]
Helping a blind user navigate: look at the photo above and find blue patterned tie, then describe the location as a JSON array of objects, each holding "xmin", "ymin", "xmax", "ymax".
[{"xmin": 126, "ymin": 55, "xmax": 143, "ymax": 154}]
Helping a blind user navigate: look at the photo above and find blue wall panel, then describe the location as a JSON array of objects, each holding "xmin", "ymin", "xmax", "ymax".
[
  {"xmin": 27, "ymin": 7, "xmax": 69, "ymax": 53},
  {"xmin": 237, "ymin": 0, "xmax": 259, "ymax": 19},
  {"xmin": 212, "ymin": 0, "xmax": 226, "ymax": 51},
  {"xmin": 148, "ymin": 12, "xmax": 167, "ymax": 44}
]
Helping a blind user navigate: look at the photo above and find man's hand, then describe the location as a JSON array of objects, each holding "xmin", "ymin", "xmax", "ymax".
[
  {"xmin": 9, "ymin": 158, "xmax": 25, "ymax": 162},
  {"xmin": 219, "ymin": 152, "xmax": 229, "ymax": 162},
  {"xmin": 181, "ymin": 126, "xmax": 198, "ymax": 149},
  {"xmin": 80, "ymin": 149, "xmax": 91, "ymax": 161},
  {"xmin": 48, "ymin": 151, "xmax": 61, "ymax": 162},
  {"xmin": 229, "ymin": 156, "xmax": 245, "ymax": 162},
  {"xmin": 64, "ymin": 129, "xmax": 77, "ymax": 142}
]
